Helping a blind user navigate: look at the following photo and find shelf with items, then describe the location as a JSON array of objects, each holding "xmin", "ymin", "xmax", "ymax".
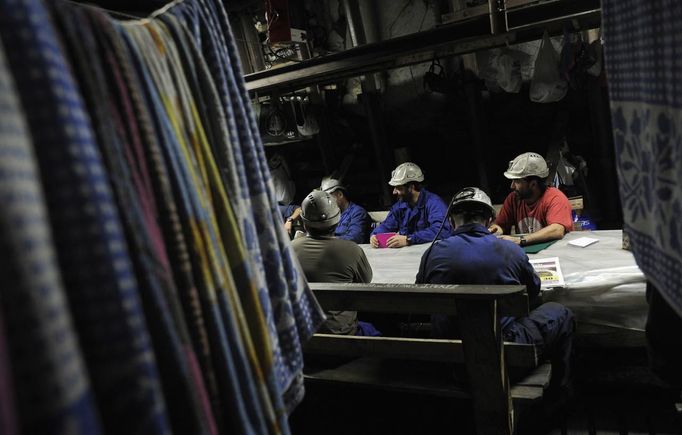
[{"xmin": 243, "ymin": 0, "xmax": 600, "ymax": 94}]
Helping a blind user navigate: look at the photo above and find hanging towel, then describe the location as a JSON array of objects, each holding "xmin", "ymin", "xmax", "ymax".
[
  {"xmin": 49, "ymin": 4, "xmax": 217, "ymax": 434},
  {"xmin": 119, "ymin": 19, "xmax": 280, "ymax": 434},
  {"xmin": 0, "ymin": 36, "xmax": 101, "ymax": 435},
  {"xmin": 159, "ymin": 12, "xmax": 291, "ymax": 433},
  {"xmin": 0, "ymin": 2, "xmax": 171, "ymax": 434},
  {"xmin": 602, "ymin": 0, "xmax": 682, "ymax": 318},
  {"xmin": 170, "ymin": 1, "xmax": 325, "ymax": 410}
]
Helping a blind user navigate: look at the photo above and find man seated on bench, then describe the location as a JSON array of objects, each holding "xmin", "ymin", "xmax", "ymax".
[
  {"xmin": 293, "ymin": 190, "xmax": 380, "ymax": 336},
  {"xmin": 416, "ymin": 186, "xmax": 575, "ymax": 388},
  {"xmin": 370, "ymin": 162, "xmax": 452, "ymax": 248}
]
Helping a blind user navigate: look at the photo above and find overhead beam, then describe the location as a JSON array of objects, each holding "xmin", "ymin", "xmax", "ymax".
[{"xmin": 244, "ymin": 0, "xmax": 601, "ymax": 94}]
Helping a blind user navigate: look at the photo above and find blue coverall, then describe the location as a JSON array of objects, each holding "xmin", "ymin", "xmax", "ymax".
[
  {"xmin": 335, "ymin": 202, "xmax": 369, "ymax": 244},
  {"xmin": 372, "ymin": 189, "xmax": 453, "ymax": 245},
  {"xmin": 278, "ymin": 202, "xmax": 299, "ymax": 222},
  {"xmin": 416, "ymin": 223, "xmax": 574, "ymax": 387}
]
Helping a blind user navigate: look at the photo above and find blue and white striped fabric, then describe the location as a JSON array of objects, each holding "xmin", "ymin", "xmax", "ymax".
[
  {"xmin": 50, "ymin": 4, "xmax": 217, "ymax": 434},
  {"xmin": 118, "ymin": 20, "xmax": 280, "ymax": 433},
  {"xmin": 170, "ymin": 0, "xmax": 325, "ymax": 407},
  {"xmin": 0, "ymin": 1, "xmax": 171, "ymax": 434},
  {"xmin": 156, "ymin": 13, "xmax": 294, "ymax": 432},
  {"xmin": 602, "ymin": 0, "xmax": 682, "ymax": 317},
  {"xmin": 0, "ymin": 37, "xmax": 100, "ymax": 435}
]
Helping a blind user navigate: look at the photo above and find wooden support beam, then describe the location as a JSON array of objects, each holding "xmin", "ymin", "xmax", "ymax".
[{"xmin": 455, "ymin": 299, "xmax": 513, "ymax": 435}]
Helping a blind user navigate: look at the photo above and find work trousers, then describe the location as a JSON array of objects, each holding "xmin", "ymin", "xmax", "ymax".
[{"xmin": 503, "ymin": 302, "xmax": 575, "ymax": 388}]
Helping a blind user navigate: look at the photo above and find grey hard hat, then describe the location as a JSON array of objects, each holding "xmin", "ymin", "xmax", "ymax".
[
  {"xmin": 320, "ymin": 176, "xmax": 345, "ymax": 194},
  {"xmin": 504, "ymin": 152, "xmax": 549, "ymax": 179},
  {"xmin": 301, "ymin": 190, "xmax": 341, "ymax": 229},
  {"xmin": 450, "ymin": 187, "xmax": 496, "ymax": 219},
  {"xmin": 389, "ymin": 162, "xmax": 424, "ymax": 186}
]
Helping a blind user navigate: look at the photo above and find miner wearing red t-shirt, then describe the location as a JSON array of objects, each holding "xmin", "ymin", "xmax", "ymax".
[{"xmin": 489, "ymin": 152, "xmax": 573, "ymax": 247}]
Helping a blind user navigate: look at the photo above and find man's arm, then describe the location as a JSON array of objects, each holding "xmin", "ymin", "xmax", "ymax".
[
  {"xmin": 344, "ymin": 207, "xmax": 369, "ymax": 244},
  {"xmin": 500, "ymin": 223, "xmax": 565, "ymax": 245},
  {"xmin": 544, "ymin": 191, "xmax": 574, "ymax": 234},
  {"xmin": 371, "ymin": 206, "xmax": 399, "ymax": 236},
  {"xmin": 492, "ymin": 193, "xmax": 514, "ymax": 234},
  {"xmin": 370, "ymin": 205, "xmax": 400, "ymax": 247},
  {"xmin": 407, "ymin": 197, "xmax": 450, "ymax": 245},
  {"xmin": 354, "ymin": 249, "xmax": 373, "ymax": 283},
  {"xmin": 284, "ymin": 206, "xmax": 302, "ymax": 234},
  {"xmin": 488, "ymin": 223, "xmax": 504, "ymax": 235},
  {"xmin": 519, "ymin": 254, "xmax": 542, "ymax": 300}
]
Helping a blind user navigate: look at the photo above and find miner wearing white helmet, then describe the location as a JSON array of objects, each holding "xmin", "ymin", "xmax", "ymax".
[
  {"xmin": 370, "ymin": 162, "xmax": 452, "ymax": 248},
  {"xmin": 292, "ymin": 190, "xmax": 378, "ymax": 335},
  {"xmin": 417, "ymin": 187, "xmax": 574, "ymax": 388},
  {"xmin": 321, "ymin": 176, "xmax": 369, "ymax": 244},
  {"xmin": 489, "ymin": 152, "xmax": 573, "ymax": 246}
]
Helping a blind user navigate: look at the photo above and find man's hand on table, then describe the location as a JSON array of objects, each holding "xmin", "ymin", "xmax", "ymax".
[
  {"xmin": 386, "ymin": 234, "xmax": 408, "ymax": 248},
  {"xmin": 499, "ymin": 235, "xmax": 520, "ymax": 245},
  {"xmin": 488, "ymin": 223, "xmax": 503, "ymax": 235},
  {"xmin": 370, "ymin": 234, "xmax": 409, "ymax": 248}
]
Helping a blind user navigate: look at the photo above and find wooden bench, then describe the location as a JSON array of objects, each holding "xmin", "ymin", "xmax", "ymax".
[{"xmin": 303, "ymin": 282, "xmax": 552, "ymax": 435}]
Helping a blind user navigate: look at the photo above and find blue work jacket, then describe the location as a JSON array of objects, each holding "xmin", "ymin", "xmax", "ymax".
[
  {"xmin": 416, "ymin": 223, "xmax": 541, "ymax": 331},
  {"xmin": 372, "ymin": 189, "xmax": 452, "ymax": 245},
  {"xmin": 279, "ymin": 202, "xmax": 299, "ymax": 222},
  {"xmin": 335, "ymin": 202, "xmax": 369, "ymax": 244}
]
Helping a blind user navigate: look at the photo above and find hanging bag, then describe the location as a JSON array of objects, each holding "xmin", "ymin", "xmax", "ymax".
[
  {"xmin": 530, "ymin": 31, "xmax": 568, "ymax": 103},
  {"xmin": 495, "ymin": 49, "xmax": 527, "ymax": 93}
]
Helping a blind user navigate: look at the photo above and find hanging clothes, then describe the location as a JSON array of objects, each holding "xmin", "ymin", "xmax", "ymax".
[
  {"xmin": 0, "ymin": 1, "xmax": 170, "ymax": 434},
  {"xmin": 0, "ymin": 0, "xmax": 325, "ymax": 433},
  {"xmin": 169, "ymin": 1, "xmax": 325, "ymax": 409},
  {"xmin": 49, "ymin": 4, "xmax": 217, "ymax": 434},
  {"xmin": 602, "ymin": 0, "xmax": 682, "ymax": 385},
  {"xmin": 603, "ymin": 0, "xmax": 682, "ymax": 317},
  {"xmin": 117, "ymin": 16, "xmax": 282, "ymax": 434},
  {"xmin": 157, "ymin": 12, "xmax": 292, "ymax": 431},
  {"xmin": 86, "ymin": 11, "xmax": 224, "ymax": 430},
  {"xmin": 0, "ymin": 39, "xmax": 101, "ymax": 435}
]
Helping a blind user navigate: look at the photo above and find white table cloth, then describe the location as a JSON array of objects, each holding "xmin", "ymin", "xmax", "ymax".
[{"xmin": 360, "ymin": 230, "xmax": 647, "ymax": 331}]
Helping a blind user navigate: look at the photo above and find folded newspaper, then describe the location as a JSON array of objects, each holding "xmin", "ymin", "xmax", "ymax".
[{"xmin": 529, "ymin": 257, "xmax": 565, "ymax": 288}]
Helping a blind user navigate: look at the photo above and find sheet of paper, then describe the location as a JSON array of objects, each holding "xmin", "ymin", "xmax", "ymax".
[
  {"xmin": 568, "ymin": 237, "xmax": 599, "ymax": 248},
  {"xmin": 529, "ymin": 257, "xmax": 565, "ymax": 288}
]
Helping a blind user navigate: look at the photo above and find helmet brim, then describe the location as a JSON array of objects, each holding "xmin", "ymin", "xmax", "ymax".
[
  {"xmin": 503, "ymin": 170, "xmax": 549, "ymax": 179},
  {"xmin": 323, "ymin": 186, "xmax": 345, "ymax": 194},
  {"xmin": 503, "ymin": 171, "xmax": 521, "ymax": 180},
  {"xmin": 388, "ymin": 176, "xmax": 424, "ymax": 186}
]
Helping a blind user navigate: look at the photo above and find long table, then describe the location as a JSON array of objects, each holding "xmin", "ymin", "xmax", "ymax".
[{"xmin": 360, "ymin": 230, "xmax": 648, "ymax": 334}]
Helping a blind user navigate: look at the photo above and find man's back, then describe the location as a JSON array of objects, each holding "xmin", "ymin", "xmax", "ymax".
[
  {"xmin": 335, "ymin": 202, "xmax": 369, "ymax": 244},
  {"xmin": 416, "ymin": 223, "xmax": 540, "ymax": 299},
  {"xmin": 293, "ymin": 236, "xmax": 372, "ymax": 284},
  {"xmin": 293, "ymin": 236, "xmax": 373, "ymax": 335}
]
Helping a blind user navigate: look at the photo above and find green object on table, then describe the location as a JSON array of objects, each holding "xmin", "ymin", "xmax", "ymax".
[{"xmin": 523, "ymin": 240, "xmax": 557, "ymax": 254}]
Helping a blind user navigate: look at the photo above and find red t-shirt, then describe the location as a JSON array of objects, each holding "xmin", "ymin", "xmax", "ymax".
[{"xmin": 495, "ymin": 187, "xmax": 573, "ymax": 234}]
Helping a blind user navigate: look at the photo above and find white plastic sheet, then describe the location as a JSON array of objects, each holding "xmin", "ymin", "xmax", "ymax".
[{"xmin": 360, "ymin": 230, "xmax": 647, "ymax": 331}]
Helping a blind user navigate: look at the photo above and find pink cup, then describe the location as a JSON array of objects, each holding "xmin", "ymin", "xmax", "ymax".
[{"xmin": 376, "ymin": 232, "xmax": 397, "ymax": 248}]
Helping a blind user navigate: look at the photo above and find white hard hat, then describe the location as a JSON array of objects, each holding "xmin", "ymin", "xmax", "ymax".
[
  {"xmin": 389, "ymin": 162, "xmax": 424, "ymax": 186},
  {"xmin": 320, "ymin": 176, "xmax": 345, "ymax": 194},
  {"xmin": 301, "ymin": 190, "xmax": 341, "ymax": 229},
  {"xmin": 504, "ymin": 152, "xmax": 549, "ymax": 179},
  {"xmin": 450, "ymin": 187, "xmax": 496, "ymax": 219}
]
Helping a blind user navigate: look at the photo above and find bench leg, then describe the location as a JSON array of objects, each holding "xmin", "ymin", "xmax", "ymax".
[{"xmin": 456, "ymin": 299, "xmax": 513, "ymax": 435}]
